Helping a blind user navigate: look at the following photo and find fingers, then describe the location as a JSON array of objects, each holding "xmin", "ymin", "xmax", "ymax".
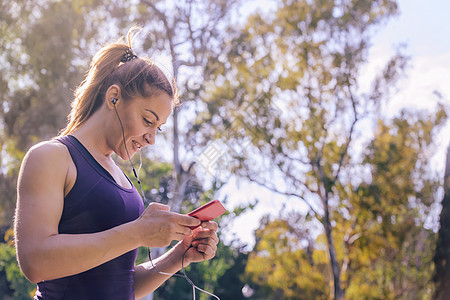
[
  {"xmin": 176, "ymin": 225, "xmax": 193, "ymax": 236},
  {"xmin": 147, "ymin": 202, "xmax": 170, "ymax": 211},
  {"xmin": 176, "ymin": 214, "xmax": 201, "ymax": 228},
  {"xmin": 192, "ymin": 237, "xmax": 218, "ymax": 252},
  {"xmin": 157, "ymin": 219, "xmax": 194, "ymax": 241},
  {"xmin": 142, "ymin": 204, "xmax": 200, "ymax": 228},
  {"xmin": 139, "ymin": 204, "xmax": 223, "ymax": 250},
  {"xmin": 193, "ymin": 242, "xmax": 217, "ymax": 259},
  {"xmin": 187, "ymin": 231, "xmax": 219, "ymax": 262},
  {"xmin": 191, "ymin": 223, "xmax": 219, "ymax": 255},
  {"xmin": 193, "ymin": 227, "xmax": 219, "ymax": 244},
  {"xmin": 174, "ymin": 221, "xmax": 220, "ymax": 265},
  {"xmin": 200, "ymin": 221, "xmax": 218, "ymax": 231},
  {"xmin": 138, "ymin": 206, "xmax": 202, "ymax": 247}
]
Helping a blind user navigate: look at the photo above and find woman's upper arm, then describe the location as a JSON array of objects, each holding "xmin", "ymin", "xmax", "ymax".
[{"xmin": 14, "ymin": 140, "xmax": 70, "ymax": 265}]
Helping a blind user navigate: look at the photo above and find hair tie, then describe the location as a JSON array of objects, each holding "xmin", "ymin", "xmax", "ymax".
[{"xmin": 121, "ymin": 48, "xmax": 138, "ymax": 63}]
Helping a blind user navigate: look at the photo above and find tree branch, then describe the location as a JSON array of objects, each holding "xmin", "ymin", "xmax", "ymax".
[
  {"xmin": 244, "ymin": 173, "xmax": 321, "ymax": 221},
  {"xmin": 333, "ymin": 82, "xmax": 359, "ymax": 183}
]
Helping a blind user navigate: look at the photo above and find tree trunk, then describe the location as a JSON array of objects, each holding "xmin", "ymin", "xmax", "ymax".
[
  {"xmin": 323, "ymin": 195, "xmax": 344, "ymax": 299},
  {"xmin": 434, "ymin": 143, "xmax": 450, "ymax": 299},
  {"xmin": 170, "ymin": 108, "xmax": 187, "ymax": 213}
]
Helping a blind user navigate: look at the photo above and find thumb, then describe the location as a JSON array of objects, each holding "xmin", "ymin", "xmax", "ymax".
[{"xmin": 147, "ymin": 202, "xmax": 170, "ymax": 211}]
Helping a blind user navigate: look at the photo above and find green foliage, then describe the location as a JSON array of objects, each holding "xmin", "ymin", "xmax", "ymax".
[
  {"xmin": 343, "ymin": 107, "xmax": 447, "ymax": 299},
  {"xmin": 434, "ymin": 145, "xmax": 450, "ymax": 299},
  {"xmin": 1, "ymin": 0, "xmax": 448, "ymax": 299},
  {"xmin": 214, "ymin": 244, "xmax": 249, "ymax": 299},
  {"xmin": 0, "ymin": 0, "xmax": 136, "ymax": 294},
  {"xmin": 154, "ymin": 239, "xmax": 246, "ymax": 300},
  {"xmin": 245, "ymin": 212, "xmax": 329, "ymax": 299},
  {"xmin": 0, "ymin": 0, "xmax": 127, "ymax": 225},
  {"xmin": 1, "ymin": 0, "xmax": 251, "ymax": 297},
  {"xmin": 117, "ymin": 154, "xmax": 184, "ymax": 205},
  {"xmin": 0, "ymin": 243, "xmax": 35, "ymax": 299},
  {"xmin": 196, "ymin": 0, "xmax": 449, "ymax": 298},
  {"xmin": 0, "ymin": 229, "xmax": 35, "ymax": 299}
]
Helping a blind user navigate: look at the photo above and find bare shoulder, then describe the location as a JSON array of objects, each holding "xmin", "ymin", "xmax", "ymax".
[
  {"xmin": 16, "ymin": 139, "xmax": 71, "ymax": 258},
  {"xmin": 27, "ymin": 138, "xmax": 68, "ymax": 155},
  {"xmin": 19, "ymin": 139, "xmax": 71, "ymax": 185},
  {"xmin": 23, "ymin": 139, "xmax": 69, "ymax": 165}
]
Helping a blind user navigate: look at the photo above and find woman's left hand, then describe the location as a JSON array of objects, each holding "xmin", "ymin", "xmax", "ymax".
[{"xmin": 181, "ymin": 221, "xmax": 219, "ymax": 265}]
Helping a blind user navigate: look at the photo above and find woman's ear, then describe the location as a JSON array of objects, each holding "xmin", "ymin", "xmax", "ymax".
[{"xmin": 105, "ymin": 84, "xmax": 121, "ymax": 109}]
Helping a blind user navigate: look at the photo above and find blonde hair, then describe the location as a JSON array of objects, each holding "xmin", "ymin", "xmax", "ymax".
[{"xmin": 60, "ymin": 26, "xmax": 179, "ymax": 136}]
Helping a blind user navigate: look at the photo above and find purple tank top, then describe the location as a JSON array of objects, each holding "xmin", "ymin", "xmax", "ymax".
[{"xmin": 34, "ymin": 135, "xmax": 145, "ymax": 300}]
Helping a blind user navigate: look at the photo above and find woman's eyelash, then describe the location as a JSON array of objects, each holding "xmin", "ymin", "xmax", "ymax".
[{"xmin": 144, "ymin": 118, "xmax": 162, "ymax": 131}]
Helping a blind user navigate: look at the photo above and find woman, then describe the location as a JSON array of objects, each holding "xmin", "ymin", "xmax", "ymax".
[{"xmin": 14, "ymin": 28, "xmax": 219, "ymax": 299}]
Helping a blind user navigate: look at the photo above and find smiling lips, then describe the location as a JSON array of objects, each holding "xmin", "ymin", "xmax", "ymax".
[
  {"xmin": 132, "ymin": 136, "xmax": 151, "ymax": 150},
  {"xmin": 133, "ymin": 140, "xmax": 142, "ymax": 150}
]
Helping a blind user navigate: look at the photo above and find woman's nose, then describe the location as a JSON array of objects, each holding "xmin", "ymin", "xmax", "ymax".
[{"xmin": 144, "ymin": 133, "xmax": 155, "ymax": 146}]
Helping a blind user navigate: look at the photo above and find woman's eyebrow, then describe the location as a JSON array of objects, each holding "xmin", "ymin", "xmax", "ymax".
[{"xmin": 144, "ymin": 109, "xmax": 160, "ymax": 121}]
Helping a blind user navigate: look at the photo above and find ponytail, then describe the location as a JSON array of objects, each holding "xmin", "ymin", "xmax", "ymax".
[{"xmin": 60, "ymin": 26, "xmax": 178, "ymax": 136}]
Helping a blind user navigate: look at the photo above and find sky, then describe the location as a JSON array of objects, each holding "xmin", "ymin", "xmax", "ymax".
[
  {"xmin": 219, "ymin": 0, "xmax": 450, "ymax": 249},
  {"xmin": 369, "ymin": 0, "xmax": 450, "ymax": 167}
]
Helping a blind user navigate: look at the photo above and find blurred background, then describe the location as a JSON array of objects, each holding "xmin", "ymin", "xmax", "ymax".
[{"xmin": 1, "ymin": 0, "xmax": 449, "ymax": 299}]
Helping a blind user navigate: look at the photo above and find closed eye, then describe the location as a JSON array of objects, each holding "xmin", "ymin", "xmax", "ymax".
[
  {"xmin": 144, "ymin": 118, "xmax": 162, "ymax": 132},
  {"xmin": 143, "ymin": 118, "xmax": 153, "ymax": 126}
]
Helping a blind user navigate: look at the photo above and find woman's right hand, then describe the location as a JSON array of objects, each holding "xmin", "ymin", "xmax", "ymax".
[{"xmin": 134, "ymin": 203, "xmax": 201, "ymax": 248}]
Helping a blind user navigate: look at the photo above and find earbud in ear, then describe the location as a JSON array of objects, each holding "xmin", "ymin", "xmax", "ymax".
[{"xmin": 111, "ymin": 98, "xmax": 118, "ymax": 105}]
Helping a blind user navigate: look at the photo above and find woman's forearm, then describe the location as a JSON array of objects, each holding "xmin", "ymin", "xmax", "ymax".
[
  {"xmin": 17, "ymin": 220, "xmax": 140, "ymax": 283},
  {"xmin": 133, "ymin": 243, "xmax": 188, "ymax": 299}
]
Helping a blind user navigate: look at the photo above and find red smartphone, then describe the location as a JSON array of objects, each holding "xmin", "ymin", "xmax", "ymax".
[{"xmin": 187, "ymin": 200, "xmax": 226, "ymax": 229}]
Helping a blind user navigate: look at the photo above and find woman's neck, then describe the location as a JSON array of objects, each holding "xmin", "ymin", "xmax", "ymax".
[{"xmin": 70, "ymin": 109, "xmax": 114, "ymax": 161}]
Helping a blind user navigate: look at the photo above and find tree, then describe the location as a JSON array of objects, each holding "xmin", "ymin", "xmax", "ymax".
[
  {"xmin": 195, "ymin": 0, "xmax": 449, "ymax": 298},
  {"xmin": 124, "ymin": 3, "xmax": 250, "ymax": 297},
  {"xmin": 130, "ymin": 0, "xmax": 242, "ymax": 214},
  {"xmin": 245, "ymin": 211, "xmax": 330, "ymax": 299},
  {"xmin": 195, "ymin": 0, "xmax": 402, "ymax": 298},
  {"xmin": 2, "ymin": 1, "xmax": 251, "ymax": 297},
  {"xmin": 434, "ymin": 143, "xmax": 450, "ymax": 299},
  {"xmin": 0, "ymin": 0, "xmax": 141, "ymax": 295},
  {"xmin": 244, "ymin": 106, "xmax": 447, "ymax": 299},
  {"xmin": 343, "ymin": 108, "xmax": 447, "ymax": 299},
  {"xmin": 0, "ymin": 229, "xmax": 35, "ymax": 299},
  {"xmin": 153, "ymin": 236, "xmax": 242, "ymax": 300},
  {"xmin": 0, "ymin": 0, "xmax": 129, "ymax": 228}
]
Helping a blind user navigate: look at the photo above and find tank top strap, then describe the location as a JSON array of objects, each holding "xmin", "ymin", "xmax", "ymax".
[{"xmin": 56, "ymin": 135, "xmax": 116, "ymax": 183}]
